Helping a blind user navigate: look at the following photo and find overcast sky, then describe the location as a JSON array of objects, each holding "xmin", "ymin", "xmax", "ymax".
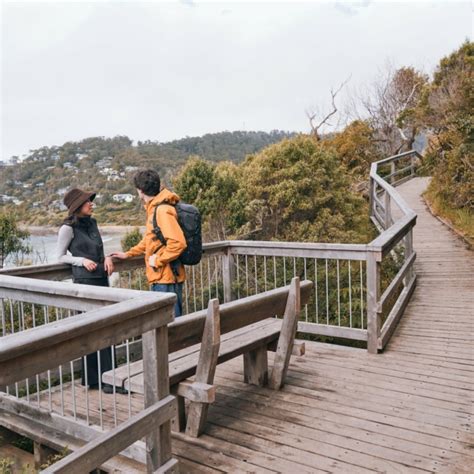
[{"xmin": 1, "ymin": 0, "xmax": 472, "ymax": 160}]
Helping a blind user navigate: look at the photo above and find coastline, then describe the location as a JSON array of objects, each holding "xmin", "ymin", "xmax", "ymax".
[{"xmin": 26, "ymin": 225, "xmax": 145, "ymax": 236}]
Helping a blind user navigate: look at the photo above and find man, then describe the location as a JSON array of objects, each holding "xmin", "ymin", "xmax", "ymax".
[{"xmin": 111, "ymin": 169, "xmax": 186, "ymax": 316}]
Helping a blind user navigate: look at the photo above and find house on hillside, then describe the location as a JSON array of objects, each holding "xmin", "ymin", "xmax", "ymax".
[{"xmin": 112, "ymin": 193, "xmax": 134, "ymax": 203}]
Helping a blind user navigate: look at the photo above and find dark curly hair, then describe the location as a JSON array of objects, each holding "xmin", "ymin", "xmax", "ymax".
[{"xmin": 133, "ymin": 169, "xmax": 161, "ymax": 196}]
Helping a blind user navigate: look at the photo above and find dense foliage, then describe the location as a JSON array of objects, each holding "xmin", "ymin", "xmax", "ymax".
[
  {"xmin": 0, "ymin": 212, "xmax": 31, "ymax": 268},
  {"xmin": 174, "ymin": 135, "xmax": 375, "ymax": 244},
  {"xmin": 420, "ymin": 41, "xmax": 473, "ymax": 211}
]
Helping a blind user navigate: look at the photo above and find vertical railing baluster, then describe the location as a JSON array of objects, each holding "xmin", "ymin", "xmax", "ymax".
[
  {"xmin": 215, "ymin": 256, "xmax": 219, "ymax": 299},
  {"xmin": 184, "ymin": 278, "xmax": 189, "ymax": 315},
  {"xmin": 126, "ymin": 340, "xmax": 132, "ymax": 419},
  {"xmin": 97, "ymin": 351, "xmax": 104, "ymax": 429},
  {"xmin": 47, "ymin": 369, "xmax": 52, "ymax": 412},
  {"xmin": 254, "ymin": 255, "xmax": 258, "ymax": 295},
  {"xmin": 200, "ymin": 262, "xmax": 205, "ymax": 310},
  {"xmin": 325, "ymin": 259, "xmax": 329, "ymax": 325},
  {"xmin": 84, "ymin": 356, "xmax": 90, "ymax": 425},
  {"xmin": 192, "ymin": 266, "xmax": 197, "ymax": 313},
  {"xmin": 36, "ymin": 374, "xmax": 40, "ymax": 408},
  {"xmin": 245, "ymin": 255, "xmax": 249, "ymax": 297},
  {"xmin": 314, "ymin": 258, "xmax": 318, "ymax": 324},
  {"xmin": 348, "ymin": 260, "xmax": 353, "ymax": 328},
  {"xmin": 337, "ymin": 260, "xmax": 341, "ymax": 326},
  {"xmin": 236, "ymin": 255, "xmax": 241, "ymax": 299},
  {"xmin": 360, "ymin": 260, "xmax": 364, "ymax": 329},
  {"xmin": 264, "ymin": 256, "xmax": 268, "ymax": 292},
  {"xmin": 273, "ymin": 256, "xmax": 277, "ymax": 289},
  {"xmin": 9, "ymin": 299, "xmax": 14, "ymax": 334},
  {"xmin": 304, "ymin": 258, "xmax": 308, "ymax": 321},
  {"xmin": 59, "ymin": 365, "xmax": 64, "ymax": 416},
  {"xmin": 207, "ymin": 257, "xmax": 212, "ymax": 304},
  {"xmin": 112, "ymin": 345, "xmax": 117, "ymax": 427},
  {"xmin": 70, "ymin": 360, "xmax": 77, "ymax": 421}
]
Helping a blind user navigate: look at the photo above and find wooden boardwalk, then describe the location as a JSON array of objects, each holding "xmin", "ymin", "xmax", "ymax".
[{"xmin": 40, "ymin": 178, "xmax": 473, "ymax": 473}]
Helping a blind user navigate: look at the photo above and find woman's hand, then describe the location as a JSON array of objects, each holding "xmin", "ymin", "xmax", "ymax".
[
  {"xmin": 83, "ymin": 258, "xmax": 97, "ymax": 272},
  {"xmin": 104, "ymin": 256, "xmax": 114, "ymax": 276}
]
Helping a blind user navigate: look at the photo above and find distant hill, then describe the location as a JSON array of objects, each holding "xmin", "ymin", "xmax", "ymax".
[{"xmin": 0, "ymin": 130, "xmax": 294, "ymax": 225}]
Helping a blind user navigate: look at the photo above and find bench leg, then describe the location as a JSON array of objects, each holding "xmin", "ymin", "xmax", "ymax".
[
  {"xmin": 243, "ymin": 346, "xmax": 268, "ymax": 386},
  {"xmin": 269, "ymin": 277, "xmax": 300, "ymax": 390},
  {"xmin": 171, "ymin": 394, "xmax": 186, "ymax": 433},
  {"xmin": 185, "ymin": 299, "xmax": 221, "ymax": 438},
  {"xmin": 185, "ymin": 402, "xmax": 210, "ymax": 438}
]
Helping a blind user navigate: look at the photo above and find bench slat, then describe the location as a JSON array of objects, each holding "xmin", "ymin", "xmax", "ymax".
[{"xmin": 125, "ymin": 319, "xmax": 282, "ymax": 394}]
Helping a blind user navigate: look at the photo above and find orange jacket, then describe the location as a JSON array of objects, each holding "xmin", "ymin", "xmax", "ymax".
[{"xmin": 126, "ymin": 189, "xmax": 186, "ymax": 285}]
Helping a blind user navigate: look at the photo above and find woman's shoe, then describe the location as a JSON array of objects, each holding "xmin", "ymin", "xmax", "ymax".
[{"xmin": 102, "ymin": 384, "xmax": 128, "ymax": 394}]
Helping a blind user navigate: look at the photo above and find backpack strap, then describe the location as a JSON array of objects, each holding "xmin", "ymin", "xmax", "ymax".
[
  {"xmin": 152, "ymin": 202, "xmax": 181, "ymax": 279},
  {"xmin": 152, "ymin": 203, "xmax": 167, "ymax": 246}
]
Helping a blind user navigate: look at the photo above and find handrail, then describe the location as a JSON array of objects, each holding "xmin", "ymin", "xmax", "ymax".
[
  {"xmin": 0, "ymin": 276, "xmax": 178, "ymax": 471},
  {"xmin": 365, "ymin": 150, "xmax": 420, "ymax": 353}
]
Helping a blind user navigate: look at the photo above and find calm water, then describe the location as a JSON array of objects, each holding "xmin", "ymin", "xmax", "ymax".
[{"xmin": 4, "ymin": 231, "xmax": 125, "ymax": 267}]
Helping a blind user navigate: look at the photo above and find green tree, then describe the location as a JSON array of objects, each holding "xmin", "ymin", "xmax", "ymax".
[
  {"xmin": 419, "ymin": 41, "xmax": 473, "ymax": 211},
  {"xmin": 321, "ymin": 120, "xmax": 381, "ymax": 177},
  {"xmin": 237, "ymin": 135, "xmax": 372, "ymax": 243},
  {"xmin": 0, "ymin": 213, "xmax": 31, "ymax": 268}
]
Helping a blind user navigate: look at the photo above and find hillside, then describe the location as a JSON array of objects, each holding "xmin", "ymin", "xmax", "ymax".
[{"xmin": 0, "ymin": 130, "xmax": 293, "ymax": 225}]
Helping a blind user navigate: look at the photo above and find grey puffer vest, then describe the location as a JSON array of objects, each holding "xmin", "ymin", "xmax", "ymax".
[{"xmin": 67, "ymin": 217, "xmax": 106, "ymax": 282}]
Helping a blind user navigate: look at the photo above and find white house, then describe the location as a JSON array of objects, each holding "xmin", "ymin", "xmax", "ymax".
[{"xmin": 112, "ymin": 193, "xmax": 134, "ymax": 203}]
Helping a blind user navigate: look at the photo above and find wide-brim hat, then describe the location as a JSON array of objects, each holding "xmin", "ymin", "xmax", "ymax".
[{"xmin": 63, "ymin": 188, "xmax": 96, "ymax": 215}]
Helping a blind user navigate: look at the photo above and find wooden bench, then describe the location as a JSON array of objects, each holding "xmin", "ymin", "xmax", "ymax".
[{"xmin": 103, "ymin": 277, "xmax": 312, "ymax": 437}]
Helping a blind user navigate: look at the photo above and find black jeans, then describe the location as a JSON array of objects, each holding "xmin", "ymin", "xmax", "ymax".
[{"xmin": 74, "ymin": 276, "xmax": 114, "ymax": 387}]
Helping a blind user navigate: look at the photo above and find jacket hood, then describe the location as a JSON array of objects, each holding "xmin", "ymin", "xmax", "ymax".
[{"xmin": 146, "ymin": 188, "xmax": 180, "ymax": 210}]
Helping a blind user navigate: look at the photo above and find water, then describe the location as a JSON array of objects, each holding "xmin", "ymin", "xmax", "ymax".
[{"xmin": 4, "ymin": 230, "xmax": 126, "ymax": 267}]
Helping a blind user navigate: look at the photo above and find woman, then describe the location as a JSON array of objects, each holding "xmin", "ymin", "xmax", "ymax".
[{"xmin": 56, "ymin": 188, "xmax": 117, "ymax": 393}]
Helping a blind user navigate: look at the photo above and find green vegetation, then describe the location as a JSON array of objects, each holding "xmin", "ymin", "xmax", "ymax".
[
  {"xmin": 174, "ymin": 135, "xmax": 376, "ymax": 244},
  {"xmin": 0, "ymin": 213, "xmax": 31, "ymax": 268},
  {"xmin": 121, "ymin": 227, "xmax": 143, "ymax": 251},
  {"xmin": 417, "ymin": 41, "xmax": 473, "ymax": 243}
]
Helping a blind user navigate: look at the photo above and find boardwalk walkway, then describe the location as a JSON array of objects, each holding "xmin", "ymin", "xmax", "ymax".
[{"xmin": 40, "ymin": 178, "xmax": 474, "ymax": 472}]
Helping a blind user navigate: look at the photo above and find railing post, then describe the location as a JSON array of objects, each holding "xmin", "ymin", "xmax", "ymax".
[
  {"xmin": 390, "ymin": 161, "xmax": 396, "ymax": 185},
  {"xmin": 142, "ymin": 309, "xmax": 175, "ymax": 471},
  {"xmin": 384, "ymin": 190, "xmax": 392, "ymax": 229},
  {"xmin": 222, "ymin": 247, "xmax": 236, "ymax": 303},
  {"xmin": 366, "ymin": 249, "xmax": 381, "ymax": 354},
  {"xmin": 369, "ymin": 176, "xmax": 375, "ymax": 219},
  {"xmin": 404, "ymin": 228, "xmax": 414, "ymax": 285}
]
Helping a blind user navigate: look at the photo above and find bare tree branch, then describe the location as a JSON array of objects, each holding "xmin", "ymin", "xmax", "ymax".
[{"xmin": 307, "ymin": 75, "xmax": 351, "ymax": 140}]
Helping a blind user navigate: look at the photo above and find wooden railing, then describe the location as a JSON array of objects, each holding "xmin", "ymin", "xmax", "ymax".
[
  {"xmin": 0, "ymin": 276, "xmax": 178, "ymax": 472},
  {"xmin": 0, "ymin": 151, "xmax": 420, "ymax": 355},
  {"xmin": 365, "ymin": 150, "xmax": 420, "ymax": 353}
]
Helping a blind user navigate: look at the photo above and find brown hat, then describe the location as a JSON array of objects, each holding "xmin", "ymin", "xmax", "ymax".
[{"xmin": 63, "ymin": 188, "xmax": 96, "ymax": 215}]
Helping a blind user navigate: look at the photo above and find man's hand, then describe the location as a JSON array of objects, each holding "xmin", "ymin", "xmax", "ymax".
[
  {"xmin": 104, "ymin": 256, "xmax": 114, "ymax": 276},
  {"xmin": 148, "ymin": 254, "xmax": 158, "ymax": 268},
  {"xmin": 110, "ymin": 252, "xmax": 128, "ymax": 259},
  {"xmin": 83, "ymin": 258, "xmax": 97, "ymax": 272}
]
